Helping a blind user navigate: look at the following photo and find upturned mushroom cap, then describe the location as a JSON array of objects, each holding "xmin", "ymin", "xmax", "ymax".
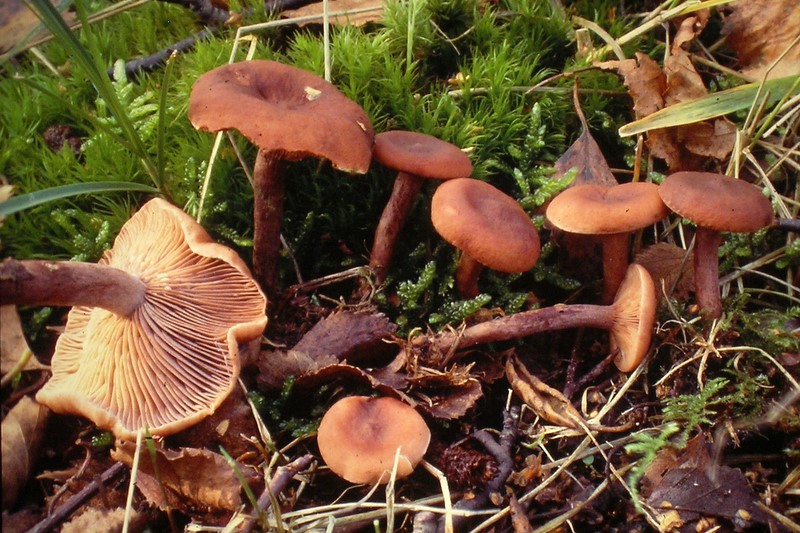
[
  {"xmin": 35, "ymin": 199, "xmax": 268, "ymax": 440},
  {"xmin": 373, "ymin": 130, "xmax": 473, "ymax": 179},
  {"xmin": 317, "ymin": 396, "xmax": 431, "ymax": 485},
  {"xmin": 188, "ymin": 60, "xmax": 374, "ymax": 174},
  {"xmin": 609, "ymin": 263, "xmax": 657, "ymax": 372},
  {"xmin": 545, "ymin": 182, "xmax": 669, "ymax": 235},
  {"xmin": 658, "ymin": 172, "xmax": 773, "ymax": 232},
  {"xmin": 431, "ymin": 178, "xmax": 541, "ymax": 273}
]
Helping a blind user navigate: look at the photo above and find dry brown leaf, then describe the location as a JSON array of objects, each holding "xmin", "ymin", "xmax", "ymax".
[
  {"xmin": 634, "ymin": 242, "xmax": 695, "ymax": 301},
  {"xmin": 281, "ymin": 0, "xmax": 384, "ymax": 27},
  {"xmin": 0, "ymin": 0, "xmax": 75, "ymax": 53},
  {"xmin": 505, "ymin": 356, "xmax": 582, "ymax": 429},
  {"xmin": 723, "ymin": 0, "xmax": 800, "ymax": 81},
  {"xmin": 2, "ymin": 396, "xmax": 50, "ymax": 510},
  {"xmin": 111, "ymin": 443, "xmax": 244, "ymax": 511},
  {"xmin": 415, "ymin": 377, "xmax": 483, "ymax": 419},
  {"xmin": 292, "ymin": 310, "xmax": 397, "ymax": 365},
  {"xmin": 1, "ymin": 305, "xmax": 48, "ymax": 376}
]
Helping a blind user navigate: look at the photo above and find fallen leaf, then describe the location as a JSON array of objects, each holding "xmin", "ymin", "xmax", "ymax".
[
  {"xmin": 643, "ymin": 435, "xmax": 770, "ymax": 529},
  {"xmin": 505, "ymin": 356, "xmax": 582, "ymax": 429},
  {"xmin": 2, "ymin": 396, "xmax": 50, "ymax": 510},
  {"xmin": 722, "ymin": 0, "xmax": 800, "ymax": 81},
  {"xmin": 634, "ymin": 242, "xmax": 695, "ymax": 301},
  {"xmin": 111, "ymin": 442, "xmax": 245, "ymax": 511},
  {"xmin": 1, "ymin": 305, "xmax": 48, "ymax": 376},
  {"xmin": 281, "ymin": 0, "xmax": 384, "ymax": 27},
  {"xmin": 292, "ymin": 310, "xmax": 397, "ymax": 365},
  {"xmin": 0, "ymin": 0, "xmax": 75, "ymax": 54}
]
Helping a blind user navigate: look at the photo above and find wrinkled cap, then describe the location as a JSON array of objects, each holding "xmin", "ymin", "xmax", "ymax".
[
  {"xmin": 373, "ymin": 130, "xmax": 473, "ymax": 180},
  {"xmin": 189, "ymin": 60, "xmax": 374, "ymax": 174},
  {"xmin": 431, "ymin": 178, "xmax": 541, "ymax": 273},
  {"xmin": 659, "ymin": 171, "xmax": 773, "ymax": 233},
  {"xmin": 35, "ymin": 199, "xmax": 268, "ymax": 440},
  {"xmin": 609, "ymin": 263, "xmax": 657, "ymax": 372},
  {"xmin": 317, "ymin": 396, "xmax": 431, "ymax": 485},
  {"xmin": 546, "ymin": 182, "xmax": 669, "ymax": 235}
]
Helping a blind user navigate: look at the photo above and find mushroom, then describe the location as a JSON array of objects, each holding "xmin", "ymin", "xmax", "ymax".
[
  {"xmin": 1, "ymin": 198, "xmax": 267, "ymax": 439},
  {"xmin": 545, "ymin": 182, "xmax": 668, "ymax": 303},
  {"xmin": 367, "ymin": 130, "xmax": 473, "ymax": 287},
  {"xmin": 431, "ymin": 178, "xmax": 541, "ymax": 298},
  {"xmin": 416, "ymin": 263, "xmax": 657, "ymax": 372},
  {"xmin": 316, "ymin": 395, "xmax": 431, "ymax": 485},
  {"xmin": 188, "ymin": 60, "xmax": 375, "ymax": 298},
  {"xmin": 658, "ymin": 171, "xmax": 773, "ymax": 319}
]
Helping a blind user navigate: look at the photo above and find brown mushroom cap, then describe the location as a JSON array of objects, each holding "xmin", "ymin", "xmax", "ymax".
[
  {"xmin": 188, "ymin": 60, "xmax": 374, "ymax": 174},
  {"xmin": 658, "ymin": 172, "xmax": 773, "ymax": 232},
  {"xmin": 373, "ymin": 130, "xmax": 473, "ymax": 179},
  {"xmin": 431, "ymin": 178, "xmax": 541, "ymax": 273},
  {"xmin": 35, "ymin": 199, "xmax": 268, "ymax": 440},
  {"xmin": 609, "ymin": 263, "xmax": 657, "ymax": 372},
  {"xmin": 545, "ymin": 182, "xmax": 669, "ymax": 235},
  {"xmin": 317, "ymin": 396, "xmax": 431, "ymax": 485}
]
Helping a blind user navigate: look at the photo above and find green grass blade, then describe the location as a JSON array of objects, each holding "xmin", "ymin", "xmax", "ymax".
[
  {"xmin": 25, "ymin": 0, "xmax": 163, "ymax": 190},
  {"xmin": 156, "ymin": 52, "xmax": 177, "ymax": 186},
  {"xmin": 0, "ymin": 182, "xmax": 159, "ymax": 217},
  {"xmin": 618, "ymin": 75, "xmax": 800, "ymax": 137}
]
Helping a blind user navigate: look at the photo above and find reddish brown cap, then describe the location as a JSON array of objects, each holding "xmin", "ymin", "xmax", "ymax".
[
  {"xmin": 659, "ymin": 172, "xmax": 773, "ymax": 232},
  {"xmin": 609, "ymin": 263, "xmax": 657, "ymax": 372},
  {"xmin": 35, "ymin": 199, "xmax": 267, "ymax": 440},
  {"xmin": 373, "ymin": 130, "xmax": 473, "ymax": 179},
  {"xmin": 546, "ymin": 182, "xmax": 669, "ymax": 235},
  {"xmin": 189, "ymin": 60, "xmax": 374, "ymax": 174},
  {"xmin": 431, "ymin": 179, "xmax": 541, "ymax": 273},
  {"xmin": 317, "ymin": 396, "xmax": 431, "ymax": 485}
]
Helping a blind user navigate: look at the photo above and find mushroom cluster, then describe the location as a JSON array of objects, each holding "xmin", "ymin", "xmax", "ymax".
[{"xmin": 2, "ymin": 198, "xmax": 268, "ymax": 439}]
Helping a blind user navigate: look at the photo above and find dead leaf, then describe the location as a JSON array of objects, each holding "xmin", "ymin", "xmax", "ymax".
[
  {"xmin": 1, "ymin": 305, "xmax": 48, "ymax": 376},
  {"xmin": 111, "ymin": 442, "xmax": 245, "ymax": 511},
  {"xmin": 643, "ymin": 435, "xmax": 770, "ymax": 529},
  {"xmin": 634, "ymin": 242, "xmax": 695, "ymax": 301},
  {"xmin": 256, "ymin": 349, "xmax": 339, "ymax": 390},
  {"xmin": 505, "ymin": 356, "xmax": 582, "ymax": 429},
  {"xmin": 0, "ymin": 0, "xmax": 75, "ymax": 54},
  {"xmin": 416, "ymin": 376, "xmax": 483, "ymax": 419},
  {"xmin": 292, "ymin": 310, "xmax": 397, "ymax": 365},
  {"xmin": 722, "ymin": 0, "xmax": 800, "ymax": 81},
  {"xmin": 281, "ymin": 0, "xmax": 384, "ymax": 27},
  {"xmin": 2, "ymin": 396, "xmax": 50, "ymax": 510},
  {"xmin": 553, "ymin": 83, "xmax": 618, "ymax": 189}
]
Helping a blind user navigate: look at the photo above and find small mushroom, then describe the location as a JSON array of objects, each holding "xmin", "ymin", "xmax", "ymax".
[
  {"xmin": 418, "ymin": 263, "xmax": 657, "ymax": 372},
  {"xmin": 431, "ymin": 178, "xmax": 541, "ymax": 298},
  {"xmin": 546, "ymin": 182, "xmax": 668, "ymax": 303},
  {"xmin": 316, "ymin": 395, "xmax": 431, "ymax": 485},
  {"xmin": 368, "ymin": 130, "xmax": 473, "ymax": 286},
  {"xmin": 658, "ymin": 171, "xmax": 773, "ymax": 318},
  {"xmin": 1, "ymin": 199, "xmax": 267, "ymax": 439},
  {"xmin": 189, "ymin": 60, "xmax": 375, "ymax": 298}
]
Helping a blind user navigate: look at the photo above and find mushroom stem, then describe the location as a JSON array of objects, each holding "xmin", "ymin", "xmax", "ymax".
[
  {"xmin": 368, "ymin": 172, "xmax": 425, "ymax": 286},
  {"xmin": 600, "ymin": 232, "xmax": 630, "ymax": 304},
  {"xmin": 252, "ymin": 149, "xmax": 287, "ymax": 299},
  {"xmin": 419, "ymin": 302, "xmax": 618, "ymax": 355},
  {"xmin": 692, "ymin": 226, "xmax": 723, "ymax": 319},
  {"xmin": 0, "ymin": 258, "xmax": 146, "ymax": 316},
  {"xmin": 455, "ymin": 253, "xmax": 485, "ymax": 299}
]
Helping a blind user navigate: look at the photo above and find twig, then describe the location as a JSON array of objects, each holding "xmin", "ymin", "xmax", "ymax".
[
  {"xmin": 238, "ymin": 454, "xmax": 315, "ymax": 533},
  {"xmin": 25, "ymin": 462, "xmax": 127, "ymax": 533}
]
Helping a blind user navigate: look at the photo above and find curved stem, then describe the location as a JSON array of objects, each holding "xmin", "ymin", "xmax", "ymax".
[
  {"xmin": 252, "ymin": 149, "xmax": 286, "ymax": 300},
  {"xmin": 455, "ymin": 253, "xmax": 484, "ymax": 299},
  {"xmin": 600, "ymin": 232, "xmax": 629, "ymax": 304},
  {"xmin": 692, "ymin": 226, "xmax": 723, "ymax": 319},
  {"xmin": 0, "ymin": 258, "xmax": 146, "ymax": 316},
  {"xmin": 417, "ymin": 302, "xmax": 614, "ymax": 354},
  {"xmin": 369, "ymin": 172, "xmax": 424, "ymax": 286}
]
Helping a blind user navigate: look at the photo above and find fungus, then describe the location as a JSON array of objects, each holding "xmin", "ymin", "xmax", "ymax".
[
  {"xmin": 431, "ymin": 178, "xmax": 541, "ymax": 298},
  {"xmin": 1, "ymin": 198, "xmax": 267, "ymax": 439},
  {"xmin": 658, "ymin": 171, "xmax": 773, "ymax": 318},
  {"xmin": 316, "ymin": 395, "xmax": 431, "ymax": 485},
  {"xmin": 418, "ymin": 263, "xmax": 657, "ymax": 372},
  {"xmin": 368, "ymin": 130, "xmax": 473, "ymax": 287},
  {"xmin": 188, "ymin": 60, "xmax": 374, "ymax": 297},
  {"xmin": 546, "ymin": 182, "xmax": 668, "ymax": 303}
]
